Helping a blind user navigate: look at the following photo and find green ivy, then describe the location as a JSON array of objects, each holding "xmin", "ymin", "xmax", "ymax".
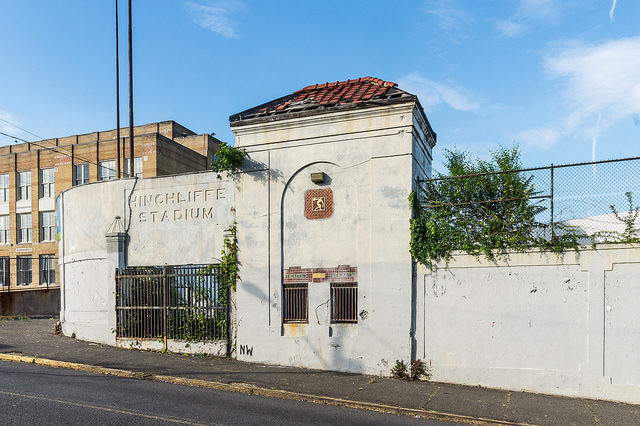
[
  {"xmin": 220, "ymin": 222, "xmax": 239, "ymax": 292},
  {"xmin": 204, "ymin": 222, "xmax": 240, "ymax": 335},
  {"xmin": 210, "ymin": 142, "xmax": 248, "ymax": 178}
]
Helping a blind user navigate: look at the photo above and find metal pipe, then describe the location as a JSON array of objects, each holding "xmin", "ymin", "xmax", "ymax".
[
  {"xmin": 550, "ymin": 164, "xmax": 554, "ymax": 239},
  {"xmin": 127, "ymin": 0, "xmax": 134, "ymax": 178},
  {"xmin": 115, "ymin": 0, "xmax": 121, "ymax": 178}
]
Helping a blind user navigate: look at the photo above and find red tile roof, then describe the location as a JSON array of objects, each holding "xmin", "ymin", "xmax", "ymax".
[{"xmin": 230, "ymin": 76, "xmax": 416, "ymax": 123}]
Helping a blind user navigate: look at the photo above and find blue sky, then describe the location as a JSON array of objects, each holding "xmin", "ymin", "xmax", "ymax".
[{"xmin": 1, "ymin": 1, "xmax": 639, "ymax": 173}]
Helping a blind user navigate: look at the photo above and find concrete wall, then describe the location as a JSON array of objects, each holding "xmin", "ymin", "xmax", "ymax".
[
  {"xmin": 417, "ymin": 245, "xmax": 640, "ymax": 404},
  {"xmin": 59, "ymin": 171, "xmax": 235, "ymax": 346},
  {"xmin": 232, "ymin": 101, "xmax": 430, "ymax": 375},
  {"xmin": 59, "ymin": 100, "xmax": 434, "ymax": 376}
]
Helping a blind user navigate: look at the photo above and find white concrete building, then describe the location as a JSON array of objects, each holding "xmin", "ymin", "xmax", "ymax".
[
  {"xmin": 229, "ymin": 77, "xmax": 435, "ymax": 375},
  {"xmin": 59, "ymin": 76, "xmax": 436, "ymax": 372},
  {"xmin": 58, "ymin": 77, "xmax": 640, "ymax": 404}
]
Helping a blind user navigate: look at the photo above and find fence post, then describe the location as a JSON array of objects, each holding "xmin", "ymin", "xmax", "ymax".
[
  {"xmin": 163, "ymin": 265, "xmax": 168, "ymax": 352},
  {"xmin": 550, "ymin": 164, "xmax": 554, "ymax": 240},
  {"xmin": 226, "ymin": 271, "xmax": 231, "ymax": 357}
]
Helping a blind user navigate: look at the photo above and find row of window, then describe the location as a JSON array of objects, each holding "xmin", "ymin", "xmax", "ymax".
[
  {"xmin": 0, "ymin": 212, "xmax": 55, "ymax": 244},
  {"xmin": 0, "ymin": 170, "xmax": 51, "ymax": 202},
  {"xmin": 282, "ymin": 283, "xmax": 358, "ymax": 324},
  {"xmin": 94, "ymin": 157, "xmax": 143, "ymax": 183},
  {"xmin": 0, "ymin": 255, "xmax": 55, "ymax": 287},
  {"xmin": 0, "ymin": 157, "xmax": 143, "ymax": 202}
]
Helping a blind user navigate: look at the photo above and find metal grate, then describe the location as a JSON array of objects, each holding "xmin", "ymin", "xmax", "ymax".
[
  {"xmin": 282, "ymin": 283, "xmax": 308, "ymax": 323},
  {"xmin": 115, "ymin": 265, "xmax": 227, "ymax": 341},
  {"xmin": 330, "ymin": 283, "xmax": 358, "ymax": 323}
]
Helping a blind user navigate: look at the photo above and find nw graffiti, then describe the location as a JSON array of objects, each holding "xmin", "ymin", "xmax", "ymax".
[{"xmin": 239, "ymin": 344, "xmax": 253, "ymax": 356}]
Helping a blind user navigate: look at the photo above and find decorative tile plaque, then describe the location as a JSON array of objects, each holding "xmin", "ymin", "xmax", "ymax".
[
  {"xmin": 304, "ymin": 188, "xmax": 333, "ymax": 220},
  {"xmin": 283, "ymin": 265, "xmax": 357, "ymax": 284}
]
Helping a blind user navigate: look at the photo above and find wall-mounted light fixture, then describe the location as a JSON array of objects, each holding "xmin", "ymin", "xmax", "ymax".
[{"xmin": 310, "ymin": 172, "xmax": 325, "ymax": 184}]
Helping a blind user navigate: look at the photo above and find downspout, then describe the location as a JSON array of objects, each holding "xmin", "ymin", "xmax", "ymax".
[{"xmin": 58, "ymin": 192, "xmax": 66, "ymax": 322}]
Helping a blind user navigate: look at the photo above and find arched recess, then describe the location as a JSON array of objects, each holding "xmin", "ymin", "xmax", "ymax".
[{"xmin": 279, "ymin": 161, "xmax": 359, "ymax": 272}]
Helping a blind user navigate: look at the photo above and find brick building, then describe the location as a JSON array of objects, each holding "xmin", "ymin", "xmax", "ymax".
[{"xmin": 0, "ymin": 120, "xmax": 220, "ymax": 315}]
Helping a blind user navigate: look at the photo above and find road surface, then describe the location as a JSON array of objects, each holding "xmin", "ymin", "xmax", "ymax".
[{"xmin": 0, "ymin": 360, "xmax": 455, "ymax": 425}]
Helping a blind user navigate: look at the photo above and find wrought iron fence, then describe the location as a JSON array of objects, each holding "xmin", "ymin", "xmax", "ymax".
[
  {"xmin": 416, "ymin": 156, "xmax": 640, "ymax": 248},
  {"xmin": 115, "ymin": 264, "xmax": 227, "ymax": 342}
]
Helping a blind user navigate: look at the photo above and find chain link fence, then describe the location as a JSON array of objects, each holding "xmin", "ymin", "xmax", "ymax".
[{"xmin": 416, "ymin": 156, "xmax": 640, "ymax": 252}]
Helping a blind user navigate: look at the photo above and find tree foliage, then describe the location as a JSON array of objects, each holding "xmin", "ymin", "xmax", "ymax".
[
  {"xmin": 210, "ymin": 142, "xmax": 247, "ymax": 178},
  {"xmin": 410, "ymin": 146, "xmax": 582, "ymax": 265},
  {"xmin": 593, "ymin": 191, "xmax": 640, "ymax": 244}
]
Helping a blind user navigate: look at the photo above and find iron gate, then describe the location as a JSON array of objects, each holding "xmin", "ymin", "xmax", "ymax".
[{"xmin": 115, "ymin": 265, "xmax": 228, "ymax": 344}]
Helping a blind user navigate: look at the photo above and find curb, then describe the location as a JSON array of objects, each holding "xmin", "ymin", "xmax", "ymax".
[{"xmin": 0, "ymin": 353, "xmax": 530, "ymax": 425}]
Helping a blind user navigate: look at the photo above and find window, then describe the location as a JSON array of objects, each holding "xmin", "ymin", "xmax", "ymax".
[
  {"xmin": 17, "ymin": 256, "xmax": 32, "ymax": 286},
  {"xmin": 0, "ymin": 215, "xmax": 9, "ymax": 244},
  {"xmin": 330, "ymin": 283, "xmax": 358, "ymax": 323},
  {"xmin": 39, "ymin": 254, "xmax": 55, "ymax": 286},
  {"xmin": 40, "ymin": 211, "xmax": 55, "ymax": 242},
  {"xmin": 282, "ymin": 283, "xmax": 308, "ymax": 323},
  {"xmin": 0, "ymin": 257, "xmax": 8, "ymax": 287},
  {"xmin": 18, "ymin": 171, "xmax": 31, "ymax": 200},
  {"xmin": 40, "ymin": 168, "xmax": 55, "ymax": 198},
  {"xmin": 99, "ymin": 160, "xmax": 116, "ymax": 181},
  {"xmin": 124, "ymin": 157, "xmax": 143, "ymax": 178},
  {"xmin": 18, "ymin": 213, "xmax": 32, "ymax": 243},
  {"xmin": 0, "ymin": 174, "xmax": 9, "ymax": 202},
  {"xmin": 73, "ymin": 163, "xmax": 90, "ymax": 186}
]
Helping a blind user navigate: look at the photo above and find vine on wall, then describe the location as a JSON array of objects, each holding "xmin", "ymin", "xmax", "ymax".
[{"xmin": 210, "ymin": 142, "xmax": 248, "ymax": 178}]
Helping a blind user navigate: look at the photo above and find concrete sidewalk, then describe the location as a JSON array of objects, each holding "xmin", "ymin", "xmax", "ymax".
[{"xmin": 1, "ymin": 319, "xmax": 638, "ymax": 425}]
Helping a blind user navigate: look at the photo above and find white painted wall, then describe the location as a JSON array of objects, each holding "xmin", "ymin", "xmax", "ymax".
[
  {"xmin": 60, "ymin": 100, "xmax": 435, "ymax": 376},
  {"xmin": 232, "ymin": 102, "xmax": 431, "ymax": 375},
  {"xmin": 59, "ymin": 171, "xmax": 235, "ymax": 346},
  {"xmin": 417, "ymin": 245, "xmax": 640, "ymax": 404}
]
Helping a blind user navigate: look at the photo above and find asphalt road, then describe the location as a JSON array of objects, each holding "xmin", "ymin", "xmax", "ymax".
[{"xmin": 0, "ymin": 361, "xmax": 455, "ymax": 425}]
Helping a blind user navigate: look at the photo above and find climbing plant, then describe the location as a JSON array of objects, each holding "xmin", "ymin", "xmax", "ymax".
[
  {"xmin": 410, "ymin": 146, "xmax": 584, "ymax": 265},
  {"xmin": 593, "ymin": 191, "xmax": 640, "ymax": 244},
  {"xmin": 210, "ymin": 142, "xmax": 248, "ymax": 178}
]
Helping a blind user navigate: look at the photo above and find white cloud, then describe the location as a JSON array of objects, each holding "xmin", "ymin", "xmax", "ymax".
[
  {"xmin": 398, "ymin": 72, "xmax": 480, "ymax": 112},
  {"xmin": 513, "ymin": 127, "xmax": 560, "ymax": 150},
  {"xmin": 185, "ymin": 1, "xmax": 245, "ymax": 39},
  {"xmin": 517, "ymin": 0, "xmax": 562, "ymax": 23},
  {"xmin": 0, "ymin": 110, "xmax": 22, "ymax": 138},
  {"xmin": 495, "ymin": 0, "xmax": 564, "ymax": 38},
  {"xmin": 609, "ymin": 0, "xmax": 617, "ymax": 21},
  {"xmin": 495, "ymin": 19, "xmax": 527, "ymax": 38},
  {"xmin": 544, "ymin": 37, "xmax": 640, "ymax": 126},
  {"xmin": 514, "ymin": 37, "xmax": 640, "ymax": 153},
  {"xmin": 423, "ymin": 0, "xmax": 472, "ymax": 31}
]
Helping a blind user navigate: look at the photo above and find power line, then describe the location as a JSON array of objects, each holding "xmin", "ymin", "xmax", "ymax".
[
  {"xmin": 0, "ymin": 123, "xmax": 127, "ymax": 176},
  {"xmin": 0, "ymin": 117, "xmax": 44, "ymax": 140}
]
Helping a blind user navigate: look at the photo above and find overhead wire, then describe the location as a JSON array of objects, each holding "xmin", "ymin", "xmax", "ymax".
[{"xmin": 0, "ymin": 121, "xmax": 127, "ymax": 176}]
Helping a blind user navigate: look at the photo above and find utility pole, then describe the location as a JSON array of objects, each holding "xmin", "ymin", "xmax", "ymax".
[
  {"xmin": 128, "ymin": 0, "xmax": 134, "ymax": 178},
  {"xmin": 115, "ymin": 0, "xmax": 121, "ymax": 178}
]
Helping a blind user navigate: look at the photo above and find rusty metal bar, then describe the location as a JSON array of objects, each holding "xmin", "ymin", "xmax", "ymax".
[
  {"xmin": 282, "ymin": 283, "xmax": 308, "ymax": 323},
  {"xmin": 115, "ymin": 264, "xmax": 225, "ymax": 341},
  {"xmin": 330, "ymin": 283, "xmax": 358, "ymax": 323}
]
